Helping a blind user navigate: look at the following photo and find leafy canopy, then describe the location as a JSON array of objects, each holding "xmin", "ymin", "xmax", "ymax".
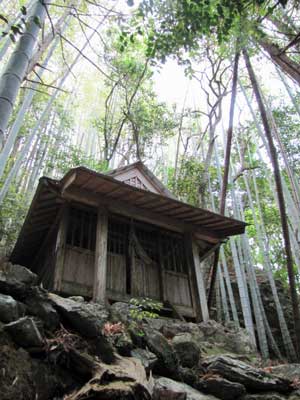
[{"xmin": 124, "ymin": 0, "xmax": 289, "ymax": 61}]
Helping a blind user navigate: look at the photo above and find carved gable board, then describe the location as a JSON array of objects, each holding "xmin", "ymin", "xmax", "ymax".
[{"xmin": 112, "ymin": 167, "xmax": 160, "ymax": 194}]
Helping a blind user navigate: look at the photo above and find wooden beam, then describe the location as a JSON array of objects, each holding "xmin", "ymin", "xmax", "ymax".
[
  {"xmin": 158, "ymin": 232, "xmax": 167, "ymax": 302},
  {"xmin": 93, "ymin": 206, "xmax": 108, "ymax": 303},
  {"xmin": 184, "ymin": 233, "xmax": 210, "ymax": 322},
  {"xmin": 191, "ymin": 240, "xmax": 209, "ymax": 322},
  {"xmin": 184, "ymin": 233, "xmax": 202, "ymax": 322},
  {"xmin": 166, "ymin": 209, "xmax": 198, "ymax": 218},
  {"xmin": 61, "ymin": 171, "xmax": 77, "ymax": 195},
  {"xmin": 53, "ymin": 205, "xmax": 69, "ymax": 292},
  {"xmin": 62, "ymin": 187, "xmax": 220, "ymax": 244},
  {"xmin": 31, "ymin": 204, "xmax": 65, "ymax": 273}
]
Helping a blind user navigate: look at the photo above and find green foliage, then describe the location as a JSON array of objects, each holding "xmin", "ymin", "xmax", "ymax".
[
  {"xmin": 122, "ymin": 0, "xmax": 285, "ymax": 62},
  {"xmin": 0, "ymin": 187, "xmax": 28, "ymax": 253},
  {"xmin": 168, "ymin": 156, "xmax": 219, "ymax": 207},
  {"xmin": 129, "ymin": 297, "xmax": 163, "ymax": 335}
]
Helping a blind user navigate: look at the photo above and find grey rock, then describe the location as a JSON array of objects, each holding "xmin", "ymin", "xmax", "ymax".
[
  {"xmin": 203, "ymin": 355, "xmax": 292, "ymax": 393},
  {"xmin": 110, "ymin": 301, "xmax": 131, "ymax": 323},
  {"xmin": 0, "ymin": 294, "xmax": 20, "ymax": 323},
  {"xmin": 4, "ymin": 316, "xmax": 44, "ymax": 348},
  {"xmin": 131, "ymin": 348, "xmax": 158, "ymax": 372},
  {"xmin": 224, "ymin": 328, "xmax": 256, "ymax": 355},
  {"xmin": 49, "ymin": 293, "xmax": 109, "ymax": 337},
  {"xmin": 197, "ymin": 320, "xmax": 256, "ymax": 355},
  {"xmin": 243, "ymin": 393, "xmax": 287, "ymax": 400},
  {"xmin": 179, "ymin": 366, "xmax": 202, "ymax": 387},
  {"xmin": 68, "ymin": 296, "xmax": 85, "ymax": 303},
  {"xmin": 25, "ymin": 290, "xmax": 59, "ymax": 331},
  {"xmin": 154, "ymin": 377, "xmax": 219, "ymax": 400},
  {"xmin": 197, "ymin": 376, "xmax": 246, "ymax": 400},
  {"xmin": 49, "ymin": 293, "xmax": 114, "ymax": 362},
  {"xmin": 198, "ymin": 320, "xmax": 221, "ymax": 338},
  {"xmin": 0, "ymin": 262, "xmax": 38, "ymax": 296},
  {"xmin": 289, "ymin": 390, "xmax": 300, "ymax": 400},
  {"xmin": 144, "ymin": 328, "xmax": 179, "ymax": 377},
  {"xmin": 158, "ymin": 319, "xmax": 203, "ymax": 340},
  {"xmin": 270, "ymin": 364, "xmax": 300, "ymax": 381},
  {"xmin": 114, "ymin": 331, "xmax": 134, "ymax": 356},
  {"xmin": 172, "ymin": 332, "xmax": 201, "ymax": 368}
]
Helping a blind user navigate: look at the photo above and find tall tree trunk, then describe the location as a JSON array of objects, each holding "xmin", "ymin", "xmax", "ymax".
[
  {"xmin": 276, "ymin": 67, "xmax": 300, "ymax": 118},
  {"xmin": 0, "ymin": 32, "xmax": 61, "ymax": 179},
  {"xmin": 258, "ymin": 37, "xmax": 300, "ymax": 86},
  {"xmin": 0, "ymin": 0, "xmax": 50, "ymax": 148},
  {"xmin": 243, "ymin": 48, "xmax": 300, "ymax": 358},
  {"xmin": 208, "ymin": 163, "xmax": 240, "ymax": 326},
  {"xmin": 208, "ymin": 51, "xmax": 240, "ymax": 308},
  {"xmin": 26, "ymin": 1, "xmax": 75, "ymax": 75},
  {"xmin": 0, "ymin": 18, "xmax": 104, "ymax": 203},
  {"xmin": 212, "ymin": 138, "xmax": 255, "ymax": 344}
]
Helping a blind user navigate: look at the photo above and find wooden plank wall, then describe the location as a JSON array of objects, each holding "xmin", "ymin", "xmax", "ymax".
[
  {"xmin": 131, "ymin": 259, "xmax": 160, "ymax": 299},
  {"xmin": 165, "ymin": 270, "xmax": 192, "ymax": 308},
  {"xmin": 35, "ymin": 229, "xmax": 58, "ymax": 289},
  {"xmin": 61, "ymin": 246, "xmax": 94, "ymax": 296},
  {"xmin": 106, "ymin": 253, "xmax": 126, "ymax": 294}
]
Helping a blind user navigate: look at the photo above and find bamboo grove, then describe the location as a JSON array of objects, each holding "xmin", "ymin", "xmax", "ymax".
[{"xmin": 0, "ymin": 0, "xmax": 300, "ymax": 361}]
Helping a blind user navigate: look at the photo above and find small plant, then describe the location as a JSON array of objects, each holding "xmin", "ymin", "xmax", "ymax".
[
  {"xmin": 103, "ymin": 322, "xmax": 125, "ymax": 336},
  {"xmin": 128, "ymin": 297, "xmax": 163, "ymax": 336}
]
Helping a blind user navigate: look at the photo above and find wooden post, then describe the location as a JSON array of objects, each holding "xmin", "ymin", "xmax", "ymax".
[
  {"xmin": 158, "ymin": 232, "xmax": 167, "ymax": 302},
  {"xmin": 53, "ymin": 205, "xmax": 69, "ymax": 292},
  {"xmin": 93, "ymin": 207, "xmax": 108, "ymax": 303},
  {"xmin": 192, "ymin": 240, "xmax": 209, "ymax": 322},
  {"xmin": 184, "ymin": 233, "xmax": 209, "ymax": 322}
]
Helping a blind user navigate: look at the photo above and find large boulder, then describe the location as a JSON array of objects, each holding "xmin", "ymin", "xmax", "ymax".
[
  {"xmin": 0, "ymin": 293, "xmax": 21, "ymax": 323},
  {"xmin": 0, "ymin": 327, "xmax": 75, "ymax": 400},
  {"xmin": 64, "ymin": 354, "xmax": 153, "ymax": 400},
  {"xmin": 110, "ymin": 301, "xmax": 131, "ymax": 323},
  {"xmin": 172, "ymin": 332, "xmax": 201, "ymax": 368},
  {"xmin": 198, "ymin": 320, "xmax": 256, "ymax": 356},
  {"xmin": 0, "ymin": 262, "xmax": 37, "ymax": 296},
  {"xmin": 113, "ymin": 331, "xmax": 134, "ymax": 356},
  {"xmin": 203, "ymin": 355, "xmax": 292, "ymax": 393},
  {"xmin": 154, "ymin": 377, "xmax": 219, "ymax": 400},
  {"xmin": 289, "ymin": 391, "xmax": 300, "ymax": 400},
  {"xmin": 131, "ymin": 348, "xmax": 158, "ymax": 373},
  {"xmin": 144, "ymin": 328, "xmax": 179, "ymax": 378},
  {"xmin": 270, "ymin": 364, "xmax": 300, "ymax": 381},
  {"xmin": 24, "ymin": 287, "xmax": 59, "ymax": 331},
  {"xmin": 197, "ymin": 375, "xmax": 246, "ymax": 400},
  {"xmin": 157, "ymin": 319, "xmax": 204, "ymax": 340},
  {"xmin": 49, "ymin": 293, "xmax": 114, "ymax": 362},
  {"xmin": 4, "ymin": 316, "xmax": 44, "ymax": 349},
  {"xmin": 49, "ymin": 293, "xmax": 109, "ymax": 337},
  {"xmin": 243, "ymin": 394, "xmax": 287, "ymax": 400}
]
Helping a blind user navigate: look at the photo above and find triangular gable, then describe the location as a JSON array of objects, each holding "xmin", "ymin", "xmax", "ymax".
[{"xmin": 107, "ymin": 162, "xmax": 176, "ymax": 198}]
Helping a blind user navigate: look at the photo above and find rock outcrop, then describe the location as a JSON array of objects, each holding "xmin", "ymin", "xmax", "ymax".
[{"xmin": 0, "ymin": 261, "xmax": 299, "ymax": 400}]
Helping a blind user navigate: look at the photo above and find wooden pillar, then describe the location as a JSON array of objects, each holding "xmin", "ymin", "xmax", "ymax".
[
  {"xmin": 93, "ymin": 207, "xmax": 108, "ymax": 303},
  {"xmin": 191, "ymin": 240, "xmax": 209, "ymax": 322},
  {"xmin": 53, "ymin": 205, "xmax": 69, "ymax": 292},
  {"xmin": 184, "ymin": 233, "xmax": 209, "ymax": 322},
  {"xmin": 158, "ymin": 232, "xmax": 167, "ymax": 302}
]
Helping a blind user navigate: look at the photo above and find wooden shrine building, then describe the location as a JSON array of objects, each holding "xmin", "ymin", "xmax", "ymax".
[{"xmin": 11, "ymin": 162, "xmax": 246, "ymax": 321}]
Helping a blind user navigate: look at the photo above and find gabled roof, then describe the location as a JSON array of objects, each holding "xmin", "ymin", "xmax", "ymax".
[
  {"xmin": 10, "ymin": 163, "xmax": 246, "ymax": 267},
  {"xmin": 107, "ymin": 161, "xmax": 176, "ymax": 199}
]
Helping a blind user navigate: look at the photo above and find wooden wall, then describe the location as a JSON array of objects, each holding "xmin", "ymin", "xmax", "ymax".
[
  {"xmin": 33, "ymin": 228, "xmax": 58, "ymax": 289},
  {"xmin": 131, "ymin": 258, "xmax": 160, "ymax": 300},
  {"xmin": 55, "ymin": 207, "xmax": 196, "ymax": 317},
  {"xmin": 61, "ymin": 245, "xmax": 94, "ymax": 296}
]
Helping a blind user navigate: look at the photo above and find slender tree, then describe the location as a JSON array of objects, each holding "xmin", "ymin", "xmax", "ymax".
[
  {"xmin": 243, "ymin": 48, "xmax": 300, "ymax": 357},
  {"xmin": 0, "ymin": 0, "xmax": 50, "ymax": 148},
  {"xmin": 208, "ymin": 50, "xmax": 240, "ymax": 308}
]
